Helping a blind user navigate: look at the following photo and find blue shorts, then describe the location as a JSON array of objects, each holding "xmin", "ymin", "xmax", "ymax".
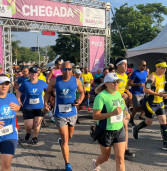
[{"xmin": 0, "ymin": 139, "xmax": 17, "ymax": 155}]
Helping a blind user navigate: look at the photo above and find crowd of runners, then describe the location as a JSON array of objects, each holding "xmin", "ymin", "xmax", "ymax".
[{"xmin": 0, "ymin": 58, "xmax": 167, "ymax": 171}]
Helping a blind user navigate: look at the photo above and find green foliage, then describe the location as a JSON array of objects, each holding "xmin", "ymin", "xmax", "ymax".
[
  {"xmin": 111, "ymin": 3, "xmax": 167, "ymax": 57},
  {"xmin": 52, "ymin": 33, "xmax": 80, "ymax": 63},
  {"xmin": 17, "ymin": 47, "xmax": 39, "ymax": 63}
]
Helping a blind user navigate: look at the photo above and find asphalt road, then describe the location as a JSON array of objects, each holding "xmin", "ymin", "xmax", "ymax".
[{"xmin": 12, "ymin": 110, "xmax": 167, "ymax": 171}]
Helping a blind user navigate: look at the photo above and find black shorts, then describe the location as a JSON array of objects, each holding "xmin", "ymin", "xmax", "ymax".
[
  {"xmin": 0, "ymin": 139, "xmax": 17, "ymax": 155},
  {"xmin": 85, "ymin": 91, "xmax": 90, "ymax": 96},
  {"xmin": 23, "ymin": 109, "xmax": 44, "ymax": 120},
  {"xmin": 97, "ymin": 127, "xmax": 126, "ymax": 147},
  {"xmin": 145, "ymin": 101, "xmax": 165, "ymax": 119}
]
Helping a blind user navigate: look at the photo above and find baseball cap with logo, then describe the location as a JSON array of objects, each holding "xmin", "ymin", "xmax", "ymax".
[
  {"xmin": 29, "ymin": 67, "xmax": 38, "ymax": 73},
  {"xmin": 103, "ymin": 73, "xmax": 124, "ymax": 84}
]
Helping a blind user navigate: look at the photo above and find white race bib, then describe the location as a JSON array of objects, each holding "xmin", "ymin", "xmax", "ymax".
[
  {"xmin": 110, "ymin": 112, "xmax": 123, "ymax": 123},
  {"xmin": 85, "ymin": 83, "xmax": 90, "ymax": 87},
  {"xmin": 158, "ymin": 89, "xmax": 165, "ymax": 93},
  {"xmin": 29, "ymin": 98, "xmax": 40, "ymax": 104},
  {"xmin": 59, "ymin": 104, "xmax": 72, "ymax": 113},
  {"xmin": 0, "ymin": 124, "xmax": 13, "ymax": 136}
]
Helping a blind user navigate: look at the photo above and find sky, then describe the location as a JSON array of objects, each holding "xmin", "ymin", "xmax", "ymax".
[{"xmin": 12, "ymin": 0, "xmax": 167, "ymax": 48}]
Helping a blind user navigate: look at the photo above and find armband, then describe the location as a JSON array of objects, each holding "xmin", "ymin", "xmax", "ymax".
[{"xmin": 145, "ymin": 80, "xmax": 153, "ymax": 89}]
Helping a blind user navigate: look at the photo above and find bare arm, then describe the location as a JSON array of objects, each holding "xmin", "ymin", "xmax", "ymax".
[
  {"xmin": 44, "ymin": 78, "xmax": 56, "ymax": 110},
  {"xmin": 46, "ymin": 70, "xmax": 54, "ymax": 84},
  {"xmin": 93, "ymin": 107, "xmax": 122, "ymax": 120},
  {"xmin": 128, "ymin": 79, "xmax": 144, "ymax": 87},
  {"xmin": 16, "ymin": 90, "xmax": 22, "ymax": 106}
]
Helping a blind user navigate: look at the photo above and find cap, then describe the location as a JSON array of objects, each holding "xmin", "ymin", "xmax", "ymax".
[
  {"xmin": 75, "ymin": 69, "xmax": 81, "ymax": 74},
  {"xmin": 29, "ymin": 67, "xmax": 38, "ymax": 73},
  {"xmin": 103, "ymin": 73, "xmax": 123, "ymax": 84},
  {"xmin": 0, "ymin": 76, "xmax": 11, "ymax": 84}
]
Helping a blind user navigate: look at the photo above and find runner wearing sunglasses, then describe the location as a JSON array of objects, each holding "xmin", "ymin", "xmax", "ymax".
[{"xmin": 44, "ymin": 62, "xmax": 84, "ymax": 171}]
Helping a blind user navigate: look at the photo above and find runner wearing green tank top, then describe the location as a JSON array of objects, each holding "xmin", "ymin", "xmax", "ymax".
[{"xmin": 92, "ymin": 73, "xmax": 126, "ymax": 171}]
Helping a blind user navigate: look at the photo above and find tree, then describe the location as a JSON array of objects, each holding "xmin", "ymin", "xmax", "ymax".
[
  {"xmin": 17, "ymin": 47, "xmax": 39, "ymax": 63},
  {"xmin": 52, "ymin": 33, "xmax": 80, "ymax": 63},
  {"xmin": 111, "ymin": 3, "xmax": 167, "ymax": 57},
  {"xmin": 12, "ymin": 39, "xmax": 21, "ymax": 62}
]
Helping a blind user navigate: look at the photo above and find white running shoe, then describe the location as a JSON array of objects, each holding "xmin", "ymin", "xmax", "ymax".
[{"xmin": 92, "ymin": 159, "xmax": 101, "ymax": 171}]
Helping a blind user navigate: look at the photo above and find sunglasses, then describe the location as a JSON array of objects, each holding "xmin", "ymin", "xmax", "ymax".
[
  {"xmin": 62, "ymin": 68, "xmax": 72, "ymax": 71},
  {"xmin": 142, "ymin": 65, "xmax": 146, "ymax": 67}
]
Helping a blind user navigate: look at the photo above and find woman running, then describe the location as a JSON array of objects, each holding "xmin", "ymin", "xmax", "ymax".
[
  {"xmin": 92, "ymin": 73, "xmax": 127, "ymax": 171},
  {"xmin": 17, "ymin": 67, "xmax": 48, "ymax": 144},
  {"xmin": 0, "ymin": 74, "xmax": 20, "ymax": 170}
]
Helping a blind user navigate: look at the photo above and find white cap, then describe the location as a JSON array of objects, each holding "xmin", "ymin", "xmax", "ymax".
[
  {"xmin": 75, "ymin": 69, "xmax": 81, "ymax": 74},
  {"xmin": 0, "ymin": 76, "xmax": 11, "ymax": 84},
  {"xmin": 103, "ymin": 73, "xmax": 123, "ymax": 83}
]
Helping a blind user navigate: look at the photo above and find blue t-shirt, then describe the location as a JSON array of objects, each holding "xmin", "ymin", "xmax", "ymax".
[
  {"xmin": 130, "ymin": 70, "xmax": 147, "ymax": 95},
  {"xmin": 17, "ymin": 76, "xmax": 29, "ymax": 86},
  {"xmin": 55, "ymin": 76, "xmax": 77, "ymax": 117},
  {"xmin": 0, "ymin": 93, "xmax": 19, "ymax": 142},
  {"xmin": 19, "ymin": 80, "xmax": 48, "ymax": 109}
]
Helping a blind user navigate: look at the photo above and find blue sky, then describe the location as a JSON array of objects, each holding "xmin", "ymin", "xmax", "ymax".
[{"xmin": 12, "ymin": 0, "xmax": 167, "ymax": 47}]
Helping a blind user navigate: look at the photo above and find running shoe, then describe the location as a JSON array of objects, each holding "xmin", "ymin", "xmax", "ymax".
[
  {"xmin": 19, "ymin": 133, "xmax": 31, "ymax": 143},
  {"xmin": 92, "ymin": 159, "xmax": 101, "ymax": 171},
  {"xmin": 82, "ymin": 105, "xmax": 85, "ymax": 110},
  {"xmin": 132, "ymin": 126, "xmax": 138, "ymax": 140},
  {"xmin": 50, "ymin": 116, "xmax": 56, "ymax": 123},
  {"xmin": 128, "ymin": 119, "xmax": 135, "ymax": 127},
  {"xmin": 87, "ymin": 107, "xmax": 91, "ymax": 111},
  {"xmin": 125, "ymin": 149, "xmax": 135, "ymax": 159},
  {"xmin": 162, "ymin": 143, "xmax": 167, "ymax": 151},
  {"xmin": 31, "ymin": 137, "xmax": 38, "ymax": 145},
  {"xmin": 65, "ymin": 163, "xmax": 72, "ymax": 171}
]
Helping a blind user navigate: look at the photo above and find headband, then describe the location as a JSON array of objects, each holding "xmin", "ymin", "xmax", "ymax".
[
  {"xmin": 116, "ymin": 60, "xmax": 127, "ymax": 66},
  {"xmin": 155, "ymin": 62, "xmax": 167, "ymax": 68}
]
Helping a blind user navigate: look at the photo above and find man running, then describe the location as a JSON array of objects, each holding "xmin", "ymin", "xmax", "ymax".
[
  {"xmin": 44, "ymin": 62, "xmax": 84, "ymax": 171},
  {"xmin": 132, "ymin": 59, "xmax": 167, "ymax": 150},
  {"xmin": 81, "ymin": 66, "xmax": 93, "ymax": 111},
  {"xmin": 116, "ymin": 57, "xmax": 135, "ymax": 159},
  {"xmin": 128, "ymin": 60, "xmax": 147, "ymax": 126}
]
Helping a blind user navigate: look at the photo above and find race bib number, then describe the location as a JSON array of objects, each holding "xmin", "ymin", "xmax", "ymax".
[
  {"xmin": 158, "ymin": 89, "xmax": 165, "ymax": 93},
  {"xmin": 85, "ymin": 83, "xmax": 90, "ymax": 87},
  {"xmin": 110, "ymin": 112, "xmax": 123, "ymax": 123},
  {"xmin": 59, "ymin": 104, "xmax": 72, "ymax": 113},
  {"xmin": 0, "ymin": 124, "xmax": 13, "ymax": 136},
  {"xmin": 29, "ymin": 98, "xmax": 40, "ymax": 104}
]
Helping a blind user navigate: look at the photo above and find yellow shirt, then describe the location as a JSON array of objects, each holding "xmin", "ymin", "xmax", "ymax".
[
  {"xmin": 38, "ymin": 73, "xmax": 47, "ymax": 96},
  {"xmin": 38, "ymin": 73, "xmax": 46, "ymax": 82},
  {"xmin": 81, "ymin": 72, "xmax": 94, "ymax": 91},
  {"xmin": 116, "ymin": 72, "xmax": 128, "ymax": 94},
  {"xmin": 151, "ymin": 72, "xmax": 165, "ymax": 103}
]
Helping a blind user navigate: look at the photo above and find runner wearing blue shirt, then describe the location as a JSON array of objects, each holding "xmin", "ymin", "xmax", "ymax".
[
  {"xmin": 44, "ymin": 62, "xmax": 84, "ymax": 171},
  {"xmin": 14, "ymin": 67, "xmax": 29, "ymax": 104},
  {"xmin": 17, "ymin": 67, "xmax": 48, "ymax": 145},
  {"xmin": 128, "ymin": 60, "xmax": 147, "ymax": 126},
  {"xmin": 0, "ymin": 74, "xmax": 20, "ymax": 170}
]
